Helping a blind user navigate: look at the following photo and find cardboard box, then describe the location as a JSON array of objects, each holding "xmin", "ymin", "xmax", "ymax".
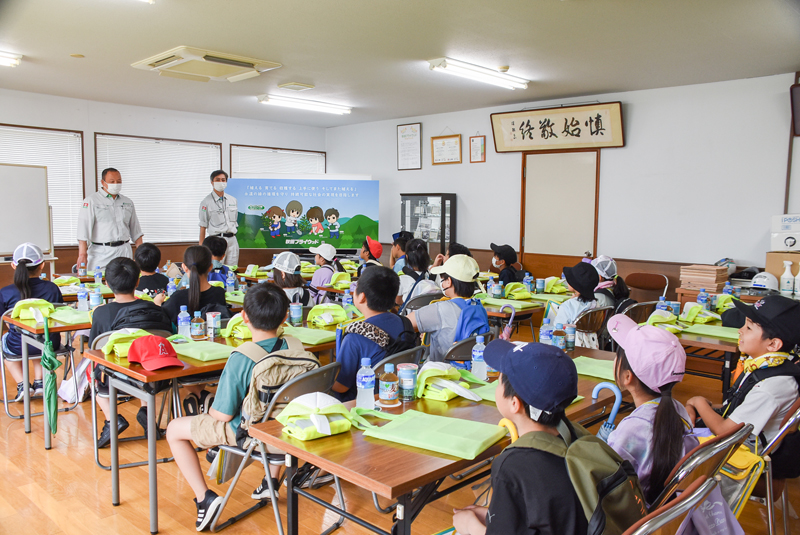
[{"xmin": 766, "ymin": 251, "xmax": 800, "ymax": 279}]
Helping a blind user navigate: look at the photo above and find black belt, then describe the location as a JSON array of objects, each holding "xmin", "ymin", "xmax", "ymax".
[
  {"xmin": 92, "ymin": 241, "xmax": 126, "ymax": 247},
  {"xmin": 215, "ymin": 233, "xmax": 235, "ymax": 238}
]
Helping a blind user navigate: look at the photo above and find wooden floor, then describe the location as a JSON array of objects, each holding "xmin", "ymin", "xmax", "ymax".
[{"xmin": 1, "ymin": 331, "xmax": 796, "ymax": 535}]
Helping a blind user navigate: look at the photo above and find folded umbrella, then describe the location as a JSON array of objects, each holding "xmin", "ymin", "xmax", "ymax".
[
  {"xmin": 41, "ymin": 320, "xmax": 63, "ymax": 434},
  {"xmin": 592, "ymin": 382, "xmax": 622, "ymax": 443}
]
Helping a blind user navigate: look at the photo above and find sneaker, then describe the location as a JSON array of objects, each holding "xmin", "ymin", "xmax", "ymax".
[
  {"xmin": 183, "ymin": 392, "xmax": 200, "ymax": 417},
  {"xmin": 198, "ymin": 390, "xmax": 215, "ymax": 414},
  {"xmin": 13, "ymin": 382, "xmax": 31, "ymax": 402},
  {"xmin": 206, "ymin": 447, "xmax": 219, "ymax": 464},
  {"xmin": 283, "ymin": 470, "xmax": 334, "ymax": 489},
  {"xmin": 136, "ymin": 407, "xmax": 164, "ymax": 440},
  {"xmin": 194, "ymin": 489, "xmax": 224, "ymax": 531},
  {"xmin": 97, "ymin": 415, "xmax": 130, "ymax": 449},
  {"xmin": 251, "ymin": 477, "xmax": 280, "ymax": 501},
  {"xmin": 31, "ymin": 380, "xmax": 43, "ymax": 398}
]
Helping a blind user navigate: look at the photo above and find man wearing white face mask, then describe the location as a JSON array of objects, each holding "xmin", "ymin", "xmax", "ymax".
[
  {"xmin": 198, "ymin": 170, "xmax": 239, "ymax": 267},
  {"xmin": 77, "ymin": 168, "xmax": 144, "ymax": 271}
]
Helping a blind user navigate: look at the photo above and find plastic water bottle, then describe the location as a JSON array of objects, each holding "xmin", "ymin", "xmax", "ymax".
[
  {"xmin": 89, "ymin": 288, "xmax": 103, "ymax": 309},
  {"xmin": 471, "ymin": 336, "xmax": 487, "ymax": 381},
  {"xmin": 190, "ymin": 311, "xmax": 206, "ymax": 340},
  {"xmin": 240, "ymin": 277, "xmax": 248, "ymax": 294},
  {"xmin": 552, "ymin": 323, "xmax": 566, "ymax": 350},
  {"xmin": 78, "ymin": 262, "xmax": 87, "ymax": 277},
  {"xmin": 76, "ymin": 283, "xmax": 89, "ymax": 311},
  {"xmin": 493, "ymin": 281, "xmax": 504, "ymax": 299},
  {"xmin": 722, "ymin": 282, "xmax": 733, "ymax": 295},
  {"xmin": 697, "ymin": 288, "xmax": 710, "ymax": 311},
  {"xmin": 523, "ymin": 272, "xmax": 533, "ymax": 293},
  {"xmin": 656, "ymin": 296, "xmax": 668, "ymax": 312},
  {"xmin": 226, "ymin": 270, "xmax": 236, "ymax": 292},
  {"xmin": 167, "ymin": 278, "xmax": 177, "ymax": 297},
  {"xmin": 94, "ymin": 266, "xmax": 102, "ymax": 286},
  {"xmin": 356, "ymin": 358, "xmax": 376, "ymax": 410},
  {"xmin": 177, "ymin": 305, "xmax": 191, "ymax": 337},
  {"xmin": 539, "ymin": 318, "xmax": 553, "ymax": 345},
  {"xmin": 487, "ymin": 277, "xmax": 495, "ymax": 296},
  {"xmin": 342, "ymin": 290, "xmax": 357, "ymax": 319},
  {"xmin": 40, "ymin": 273, "xmax": 47, "ymax": 280}
]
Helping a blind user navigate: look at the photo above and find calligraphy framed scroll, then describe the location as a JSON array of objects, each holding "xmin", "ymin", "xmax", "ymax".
[
  {"xmin": 431, "ymin": 134, "xmax": 462, "ymax": 165},
  {"xmin": 397, "ymin": 122, "xmax": 422, "ymax": 170},
  {"xmin": 491, "ymin": 102, "xmax": 624, "ymax": 152}
]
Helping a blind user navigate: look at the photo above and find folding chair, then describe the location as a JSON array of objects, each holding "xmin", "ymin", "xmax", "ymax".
[
  {"xmin": 0, "ymin": 307, "xmax": 81, "ymax": 419},
  {"xmin": 371, "ymin": 345, "xmax": 424, "ymax": 373},
  {"xmin": 622, "ymin": 475, "xmax": 719, "ymax": 535},
  {"xmin": 574, "ymin": 305, "xmax": 613, "ymax": 349},
  {"xmin": 400, "ymin": 291, "xmax": 443, "ymax": 316},
  {"xmin": 649, "ymin": 422, "xmax": 751, "ymax": 511},
  {"xmin": 621, "ymin": 301, "xmax": 660, "ymax": 324},
  {"xmin": 625, "ymin": 273, "xmax": 669, "ymax": 299},
  {"xmin": 210, "ymin": 362, "xmax": 344, "ymax": 534},
  {"xmin": 443, "ymin": 332, "xmax": 495, "ymax": 362},
  {"xmin": 89, "ymin": 329, "xmax": 176, "ymax": 471}
]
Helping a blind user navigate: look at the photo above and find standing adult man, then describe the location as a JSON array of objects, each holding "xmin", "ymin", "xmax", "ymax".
[
  {"xmin": 77, "ymin": 168, "xmax": 143, "ymax": 271},
  {"xmin": 198, "ymin": 170, "xmax": 239, "ymax": 267}
]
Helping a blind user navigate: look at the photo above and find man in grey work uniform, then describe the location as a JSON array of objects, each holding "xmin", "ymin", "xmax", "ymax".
[
  {"xmin": 198, "ymin": 169, "xmax": 239, "ymax": 266},
  {"xmin": 77, "ymin": 168, "xmax": 144, "ymax": 271}
]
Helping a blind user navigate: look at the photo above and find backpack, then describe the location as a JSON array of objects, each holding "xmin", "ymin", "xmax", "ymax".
[
  {"xmin": 509, "ymin": 419, "xmax": 647, "ymax": 535},
  {"xmin": 111, "ymin": 300, "xmax": 173, "ymax": 333},
  {"xmin": 234, "ymin": 336, "xmax": 320, "ymax": 448},
  {"xmin": 450, "ymin": 298, "xmax": 490, "ymax": 342},
  {"xmin": 721, "ymin": 360, "xmax": 800, "ymax": 479},
  {"xmin": 344, "ymin": 315, "xmax": 420, "ymax": 359},
  {"xmin": 199, "ymin": 301, "xmax": 232, "ymax": 320},
  {"xmin": 208, "ymin": 266, "xmax": 229, "ymax": 284}
]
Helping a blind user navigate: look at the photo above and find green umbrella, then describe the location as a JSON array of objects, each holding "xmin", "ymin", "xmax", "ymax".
[{"xmin": 41, "ymin": 319, "xmax": 62, "ymax": 434}]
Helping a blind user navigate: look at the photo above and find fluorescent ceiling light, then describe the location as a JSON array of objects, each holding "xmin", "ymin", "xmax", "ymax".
[
  {"xmin": 428, "ymin": 57, "xmax": 528, "ymax": 90},
  {"xmin": 0, "ymin": 52, "xmax": 22, "ymax": 67},
  {"xmin": 257, "ymin": 94, "xmax": 351, "ymax": 115},
  {"xmin": 138, "ymin": 0, "xmax": 155, "ymax": 4}
]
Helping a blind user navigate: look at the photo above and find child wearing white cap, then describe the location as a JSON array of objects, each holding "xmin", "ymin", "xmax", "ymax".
[
  {"xmin": 308, "ymin": 243, "xmax": 345, "ymax": 305},
  {"xmin": 0, "ymin": 243, "xmax": 63, "ymax": 402},
  {"xmin": 591, "ymin": 255, "xmax": 630, "ymax": 311},
  {"xmin": 606, "ymin": 314, "xmax": 698, "ymax": 506},
  {"xmin": 266, "ymin": 251, "xmax": 310, "ymax": 305}
]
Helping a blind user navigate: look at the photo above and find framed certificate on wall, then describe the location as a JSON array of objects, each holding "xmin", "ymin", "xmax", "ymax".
[
  {"xmin": 397, "ymin": 123, "xmax": 422, "ymax": 170},
  {"xmin": 469, "ymin": 135, "xmax": 486, "ymax": 163},
  {"xmin": 431, "ymin": 134, "xmax": 461, "ymax": 165}
]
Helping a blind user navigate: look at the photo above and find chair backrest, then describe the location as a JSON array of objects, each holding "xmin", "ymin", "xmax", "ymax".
[
  {"xmin": 574, "ymin": 306, "xmax": 613, "ymax": 334},
  {"xmin": 650, "ymin": 422, "xmax": 751, "ymax": 510},
  {"xmin": 625, "ymin": 273, "xmax": 669, "ymax": 297},
  {"xmin": 263, "ymin": 362, "xmax": 341, "ymax": 419},
  {"xmin": 763, "ymin": 396, "xmax": 800, "ymax": 456},
  {"xmin": 621, "ymin": 301, "xmax": 659, "ymax": 324},
  {"xmin": 372, "ymin": 345, "xmax": 425, "ymax": 373},
  {"xmin": 623, "ymin": 476, "xmax": 718, "ymax": 535},
  {"xmin": 401, "ymin": 291, "xmax": 444, "ymax": 315},
  {"xmin": 443, "ymin": 331, "xmax": 494, "ymax": 362}
]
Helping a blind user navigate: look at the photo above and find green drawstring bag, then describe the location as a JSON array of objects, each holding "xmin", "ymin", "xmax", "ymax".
[
  {"xmin": 716, "ymin": 294, "xmax": 737, "ymax": 313},
  {"xmin": 330, "ymin": 272, "xmax": 351, "ymax": 290},
  {"xmin": 135, "ymin": 291, "xmax": 154, "ymax": 302},
  {"xmin": 102, "ymin": 329, "xmax": 151, "ymax": 358},
  {"xmin": 86, "ymin": 283, "xmax": 112, "ymax": 293},
  {"xmin": 545, "ymin": 276, "xmax": 568, "ymax": 294},
  {"xmin": 209, "ymin": 280, "xmax": 224, "ymax": 288},
  {"xmin": 281, "ymin": 326, "xmax": 336, "ymax": 345},
  {"xmin": 415, "ymin": 362, "xmax": 481, "ymax": 402},
  {"xmin": 49, "ymin": 307, "xmax": 91, "ymax": 325},
  {"xmin": 11, "ymin": 298, "xmax": 55, "ymax": 320},
  {"xmin": 307, "ymin": 304, "xmax": 347, "ymax": 331},
  {"xmin": 504, "ymin": 282, "xmax": 532, "ymax": 300},
  {"xmin": 300, "ymin": 262, "xmax": 319, "ymax": 274},
  {"xmin": 226, "ymin": 290, "xmax": 245, "ymax": 305},
  {"xmin": 276, "ymin": 392, "xmax": 356, "ymax": 441},
  {"xmin": 680, "ymin": 303, "xmax": 721, "ymax": 324},
  {"xmin": 220, "ymin": 314, "xmax": 252, "ymax": 339},
  {"xmin": 645, "ymin": 310, "xmax": 684, "ymax": 334},
  {"xmin": 224, "ymin": 264, "xmax": 238, "ymax": 272},
  {"xmin": 166, "ymin": 335, "xmax": 231, "ymax": 362},
  {"xmin": 527, "ymin": 293, "xmax": 571, "ymax": 304},
  {"xmin": 53, "ymin": 276, "xmax": 80, "ymax": 287},
  {"xmin": 350, "ymin": 407, "xmax": 507, "ymax": 460}
]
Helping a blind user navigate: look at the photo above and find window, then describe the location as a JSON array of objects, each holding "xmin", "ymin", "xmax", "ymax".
[
  {"xmin": 0, "ymin": 124, "xmax": 83, "ymax": 246},
  {"xmin": 95, "ymin": 134, "xmax": 222, "ymax": 243},
  {"xmin": 231, "ymin": 145, "xmax": 325, "ymax": 176}
]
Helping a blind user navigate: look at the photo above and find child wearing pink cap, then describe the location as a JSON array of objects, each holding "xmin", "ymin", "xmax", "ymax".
[{"xmin": 606, "ymin": 314, "xmax": 699, "ymax": 506}]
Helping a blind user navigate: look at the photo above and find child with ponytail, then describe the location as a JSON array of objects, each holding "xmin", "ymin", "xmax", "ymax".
[
  {"xmin": 0, "ymin": 243, "xmax": 63, "ymax": 401},
  {"xmin": 606, "ymin": 314, "xmax": 698, "ymax": 506},
  {"xmin": 157, "ymin": 245, "xmax": 227, "ymax": 324}
]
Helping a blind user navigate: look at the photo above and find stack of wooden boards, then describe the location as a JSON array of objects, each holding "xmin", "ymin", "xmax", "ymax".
[{"xmin": 679, "ymin": 264, "xmax": 728, "ymax": 291}]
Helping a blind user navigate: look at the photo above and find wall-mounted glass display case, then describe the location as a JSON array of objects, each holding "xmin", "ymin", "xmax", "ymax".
[{"xmin": 400, "ymin": 193, "xmax": 456, "ymax": 259}]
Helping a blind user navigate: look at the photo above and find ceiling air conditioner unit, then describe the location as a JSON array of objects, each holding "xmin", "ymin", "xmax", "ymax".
[{"xmin": 132, "ymin": 46, "xmax": 281, "ymax": 82}]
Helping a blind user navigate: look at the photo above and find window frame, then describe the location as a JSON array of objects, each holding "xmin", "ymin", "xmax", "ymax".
[
  {"xmin": 230, "ymin": 143, "xmax": 327, "ymax": 175},
  {"xmin": 94, "ymin": 132, "xmax": 223, "ymax": 245}
]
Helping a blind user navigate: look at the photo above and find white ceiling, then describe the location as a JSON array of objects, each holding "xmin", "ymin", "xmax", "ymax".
[{"xmin": 1, "ymin": 0, "xmax": 799, "ymax": 128}]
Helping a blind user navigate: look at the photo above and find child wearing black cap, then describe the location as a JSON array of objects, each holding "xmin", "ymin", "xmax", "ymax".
[
  {"xmin": 489, "ymin": 243, "xmax": 518, "ymax": 286},
  {"xmin": 686, "ymin": 295, "xmax": 800, "ymax": 450},
  {"xmin": 453, "ymin": 341, "xmax": 589, "ymax": 535},
  {"xmin": 554, "ymin": 261, "xmax": 599, "ymax": 327}
]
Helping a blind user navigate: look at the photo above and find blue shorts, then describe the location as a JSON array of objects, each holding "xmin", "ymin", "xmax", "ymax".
[{"xmin": 330, "ymin": 231, "xmax": 340, "ymax": 239}]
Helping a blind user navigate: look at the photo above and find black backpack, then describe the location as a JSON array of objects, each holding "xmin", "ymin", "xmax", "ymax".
[
  {"xmin": 111, "ymin": 301, "xmax": 173, "ymax": 333},
  {"xmin": 199, "ymin": 301, "xmax": 233, "ymax": 320},
  {"xmin": 382, "ymin": 315, "xmax": 420, "ymax": 356}
]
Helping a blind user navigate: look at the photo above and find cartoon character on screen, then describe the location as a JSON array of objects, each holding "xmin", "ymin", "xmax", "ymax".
[
  {"xmin": 265, "ymin": 206, "xmax": 285, "ymax": 238},
  {"xmin": 325, "ymin": 208, "xmax": 341, "ymax": 239},
  {"xmin": 307, "ymin": 206, "xmax": 325, "ymax": 236},
  {"xmin": 284, "ymin": 200, "xmax": 303, "ymax": 236}
]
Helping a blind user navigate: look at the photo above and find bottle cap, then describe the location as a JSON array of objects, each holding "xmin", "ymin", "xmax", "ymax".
[
  {"xmin": 555, "ymin": 323, "xmax": 563, "ymax": 329},
  {"xmin": 180, "ymin": 305, "xmax": 187, "ymax": 311},
  {"xmin": 79, "ymin": 283, "xmax": 85, "ymax": 288},
  {"xmin": 361, "ymin": 357, "xmax": 371, "ymax": 367},
  {"xmin": 476, "ymin": 335, "xmax": 484, "ymax": 344},
  {"xmin": 700, "ymin": 288, "xmax": 705, "ymax": 292},
  {"xmin": 543, "ymin": 318, "xmax": 550, "ymax": 324},
  {"xmin": 385, "ymin": 363, "xmax": 395, "ymax": 373},
  {"xmin": 344, "ymin": 289, "xmax": 350, "ymax": 294},
  {"xmin": 194, "ymin": 311, "xmax": 201, "ymax": 317}
]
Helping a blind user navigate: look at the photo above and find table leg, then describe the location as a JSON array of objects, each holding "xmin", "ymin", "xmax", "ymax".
[
  {"xmin": 110, "ymin": 380, "xmax": 120, "ymax": 506},
  {"xmin": 722, "ymin": 351, "xmax": 734, "ymax": 402},
  {"xmin": 286, "ymin": 454, "xmax": 299, "ymax": 535},
  {"xmin": 395, "ymin": 493, "xmax": 412, "ymax": 535},
  {"xmin": 146, "ymin": 390, "xmax": 158, "ymax": 535},
  {"xmin": 22, "ymin": 336, "xmax": 31, "ymax": 433}
]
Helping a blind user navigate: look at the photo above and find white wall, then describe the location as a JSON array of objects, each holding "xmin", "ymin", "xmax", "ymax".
[
  {"xmin": 326, "ymin": 74, "xmax": 796, "ymax": 267},
  {"xmin": 0, "ymin": 88, "xmax": 327, "ymax": 196}
]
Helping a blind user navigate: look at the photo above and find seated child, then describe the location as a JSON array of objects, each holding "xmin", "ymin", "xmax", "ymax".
[
  {"xmin": 267, "ymin": 251, "xmax": 310, "ymax": 305},
  {"xmin": 686, "ymin": 296, "xmax": 800, "ymax": 450},
  {"xmin": 166, "ymin": 283, "xmax": 290, "ymax": 531},
  {"xmin": 332, "ymin": 267, "xmax": 410, "ymax": 401},
  {"xmin": 453, "ymin": 340, "xmax": 589, "ymax": 535},
  {"xmin": 203, "ymin": 235, "xmax": 236, "ymax": 288},
  {"xmin": 408, "ymin": 255, "xmax": 485, "ymax": 361},
  {"xmin": 554, "ymin": 261, "xmax": 598, "ymax": 326},
  {"xmin": 591, "ymin": 255, "xmax": 630, "ymax": 312},
  {"xmin": 390, "ymin": 230, "xmax": 413, "ymax": 274},
  {"xmin": 135, "ymin": 242, "xmax": 169, "ymax": 298},
  {"xmin": 357, "ymin": 236, "xmax": 383, "ymax": 277},
  {"xmin": 1, "ymin": 242, "xmax": 62, "ymax": 401},
  {"xmin": 430, "ymin": 242, "xmax": 472, "ymax": 268},
  {"xmin": 90, "ymin": 257, "xmax": 173, "ymax": 448},
  {"xmin": 396, "ymin": 239, "xmax": 438, "ymax": 306},
  {"xmin": 309, "ymin": 243, "xmax": 345, "ymax": 305},
  {"xmin": 606, "ymin": 314, "xmax": 699, "ymax": 506},
  {"xmin": 490, "ymin": 243, "xmax": 518, "ymax": 286}
]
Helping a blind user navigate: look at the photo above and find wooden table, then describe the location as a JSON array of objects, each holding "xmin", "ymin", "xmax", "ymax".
[
  {"xmin": 675, "ymin": 323, "xmax": 739, "ymax": 400},
  {"xmin": 4, "ymin": 315, "xmax": 91, "ymax": 449},
  {"xmin": 54, "ymin": 273, "xmax": 97, "ymax": 283},
  {"xmin": 60, "ymin": 289, "xmax": 115, "ymax": 303},
  {"xmin": 249, "ymin": 347, "xmax": 619, "ymax": 535},
  {"xmin": 676, "ymin": 288, "xmax": 760, "ymax": 308}
]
